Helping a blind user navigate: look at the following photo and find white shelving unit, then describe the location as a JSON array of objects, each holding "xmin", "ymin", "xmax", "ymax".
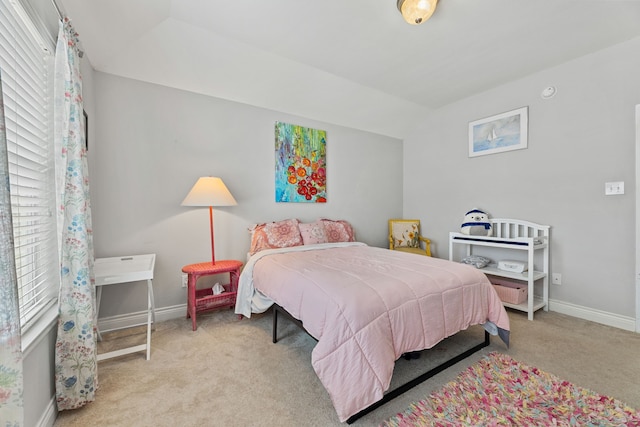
[{"xmin": 449, "ymin": 219, "xmax": 550, "ymax": 320}]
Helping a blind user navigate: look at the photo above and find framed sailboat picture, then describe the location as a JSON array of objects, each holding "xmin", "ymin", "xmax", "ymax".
[{"xmin": 468, "ymin": 107, "xmax": 528, "ymax": 157}]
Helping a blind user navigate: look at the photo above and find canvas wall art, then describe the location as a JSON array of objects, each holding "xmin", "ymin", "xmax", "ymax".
[
  {"xmin": 275, "ymin": 121, "xmax": 327, "ymax": 203},
  {"xmin": 469, "ymin": 107, "xmax": 528, "ymax": 157}
]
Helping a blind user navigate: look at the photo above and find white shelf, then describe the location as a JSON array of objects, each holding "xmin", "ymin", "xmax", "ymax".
[
  {"xmin": 451, "ymin": 234, "xmax": 547, "ymax": 250},
  {"xmin": 480, "ymin": 265, "xmax": 547, "ymax": 282},
  {"xmin": 449, "ymin": 219, "xmax": 550, "ymax": 321},
  {"xmin": 501, "ymin": 296, "xmax": 547, "ymax": 313}
]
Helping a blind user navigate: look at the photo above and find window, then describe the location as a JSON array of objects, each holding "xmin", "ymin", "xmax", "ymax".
[{"xmin": 0, "ymin": 0, "xmax": 59, "ymax": 331}]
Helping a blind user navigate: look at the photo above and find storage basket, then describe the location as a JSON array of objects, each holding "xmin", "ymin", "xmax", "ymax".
[
  {"xmin": 490, "ymin": 278, "xmax": 527, "ymax": 304},
  {"xmin": 194, "ymin": 287, "xmax": 236, "ymax": 311}
]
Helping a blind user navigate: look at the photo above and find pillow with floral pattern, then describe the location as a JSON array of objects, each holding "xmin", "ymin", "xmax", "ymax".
[
  {"xmin": 320, "ymin": 219, "xmax": 355, "ymax": 243},
  {"xmin": 391, "ymin": 221, "xmax": 420, "ymax": 248},
  {"xmin": 249, "ymin": 218, "xmax": 303, "ymax": 255},
  {"xmin": 299, "ymin": 221, "xmax": 329, "ymax": 245}
]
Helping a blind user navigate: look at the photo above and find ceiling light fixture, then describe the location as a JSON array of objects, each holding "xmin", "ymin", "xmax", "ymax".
[{"xmin": 397, "ymin": 0, "xmax": 438, "ymax": 25}]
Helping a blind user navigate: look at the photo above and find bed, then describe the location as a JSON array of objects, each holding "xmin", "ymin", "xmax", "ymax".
[{"xmin": 236, "ymin": 237, "xmax": 510, "ymax": 423}]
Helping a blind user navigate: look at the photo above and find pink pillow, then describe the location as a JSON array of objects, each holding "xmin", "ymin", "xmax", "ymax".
[
  {"xmin": 299, "ymin": 221, "xmax": 329, "ymax": 245},
  {"xmin": 249, "ymin": 219, "xmax": 303, "ymax": 255},
  {"xmin": 320, "ymin": 219, "xmax": 355, "ymax": 243}
]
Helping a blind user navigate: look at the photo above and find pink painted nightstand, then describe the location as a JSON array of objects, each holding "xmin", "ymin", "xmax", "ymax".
[{"xmin": 181, "ymin": 260, "xmax": 243, "ymax": 331}]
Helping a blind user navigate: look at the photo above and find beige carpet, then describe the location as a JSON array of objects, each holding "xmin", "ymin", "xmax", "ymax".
[{"xmin": 53, "ymin": 309, "xmax": 640, "ymax": 427}]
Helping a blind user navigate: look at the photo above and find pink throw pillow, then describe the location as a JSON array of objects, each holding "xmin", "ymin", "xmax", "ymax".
[
  {"xmin": 249, "ymin": 219, "xmax": 303, "ymax": 255},
  {"xmin": 299, "ymin": 221, "xmax": 329, "ymax": 245},
  {"xmin": 320, "ymin": 219, "xmax": 355, "ymax": 243}
]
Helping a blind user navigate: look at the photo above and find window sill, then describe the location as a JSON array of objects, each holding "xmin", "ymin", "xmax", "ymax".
[{"xmin": 21, "ymin": 304, "xmax": 58, "ymax": 357}]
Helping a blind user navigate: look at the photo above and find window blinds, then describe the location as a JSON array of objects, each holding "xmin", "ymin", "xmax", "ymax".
[{"xmin": 0, "ymin": 0, "xmax": 59, "ymax": 331}]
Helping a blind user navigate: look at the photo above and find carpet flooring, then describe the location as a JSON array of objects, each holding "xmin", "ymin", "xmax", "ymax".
[{"xmin": 53, "ymin": 309, "xmax": 640, "ymax": 427}]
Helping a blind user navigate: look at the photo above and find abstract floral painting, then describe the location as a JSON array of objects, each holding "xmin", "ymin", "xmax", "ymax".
[{"xmin": 275, "ymin": 122, "xmax": 326, "ymax": 203}]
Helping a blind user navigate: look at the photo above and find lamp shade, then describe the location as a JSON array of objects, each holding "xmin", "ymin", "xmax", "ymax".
[
  {"xmin": 181, "ymin": 177, "xmax": 237, "ymax": 207},
  {"xmin": 397, "ymin": 0, "xmax": 438, "ymax": 25}
]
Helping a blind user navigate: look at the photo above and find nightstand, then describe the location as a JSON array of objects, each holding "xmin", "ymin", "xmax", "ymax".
[{"xmin": 182, "ymin": 260, "xmax": 243, "ymax": 331}]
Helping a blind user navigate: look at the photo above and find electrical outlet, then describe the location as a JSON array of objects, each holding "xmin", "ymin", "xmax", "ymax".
[
  {"xmin": 181, "ymin": 273, "xmax": 188, "ymax": 288},
  {"xmin": 605, "ymin": 181, "xmax": 624, "ymax": 195},
  {"xmin": 552, "ymin": 273, "xmax": 562, "ymax": 285}
]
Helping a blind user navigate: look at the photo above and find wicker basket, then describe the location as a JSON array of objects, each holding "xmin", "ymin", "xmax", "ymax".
[
  {"xmin": 491, "ymin": 278, "xmax": 527, "ymax": 304},
  {"xmin": 194, "ymin": 287, "xmax": 236, "ymax": 311}
]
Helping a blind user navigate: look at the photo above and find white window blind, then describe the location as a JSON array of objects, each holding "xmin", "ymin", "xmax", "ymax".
[{"xmin": 0, "ymin": 0, "xmax": 59, "ymax": 331}]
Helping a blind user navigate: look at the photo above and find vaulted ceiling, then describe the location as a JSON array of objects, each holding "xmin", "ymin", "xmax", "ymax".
[{"xmin": 58, "ymin": 0, "xmax": 640, "ymax": 138}]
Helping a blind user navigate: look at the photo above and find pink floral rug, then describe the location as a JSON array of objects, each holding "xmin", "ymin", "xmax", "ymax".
[{"xmin": 382, "ymin": 352, "xmax": 640, "ymax": 426}]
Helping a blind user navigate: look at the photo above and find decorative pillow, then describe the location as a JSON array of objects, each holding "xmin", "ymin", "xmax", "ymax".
[
  {"xmin": 391, "ymin": 221, "xmax": 420, "ymax": 248},
  {"xmin": 460, "ymin": 255, "xmax": 492, "ymax": 269},
  {"xmin": 320, "ymin": 219, "xmax": 355, "ymax": 243},
  {"xmin": 249, "ymin": 218, "xmax": 303, "ymax": 255},
  {"xmin": 299, "ymin": 221, "xmax": 329, "ymax": 245}
]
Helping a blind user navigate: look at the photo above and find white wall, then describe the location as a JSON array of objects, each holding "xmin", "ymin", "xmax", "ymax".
[
  {"xmin": 89, "ymin": 73, "xmax": 403, "ymax": 317},
  {"xmin": 403, "ymin": 36, "xmax": 640, "ymax": 321}
]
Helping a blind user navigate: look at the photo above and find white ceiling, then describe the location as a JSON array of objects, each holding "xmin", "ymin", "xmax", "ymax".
[{"xmin": 58, "ymin": 0, "xmax": 640, "ymax": 138}]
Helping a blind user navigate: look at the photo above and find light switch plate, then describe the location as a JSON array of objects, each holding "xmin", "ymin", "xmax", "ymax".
[{"xmin": 605, "ymin": 181, "xmax": 624, "ymax": 195}]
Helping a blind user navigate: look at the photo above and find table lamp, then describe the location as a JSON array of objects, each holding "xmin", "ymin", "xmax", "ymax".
[{"xmin": 181, "ymin": 177, "xmax": 237, "ymax": 264}]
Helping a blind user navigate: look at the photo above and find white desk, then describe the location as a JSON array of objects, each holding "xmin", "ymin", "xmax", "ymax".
[{"xmin": 94, "ymin": 254, "xmax": 156, "ymax": 361}]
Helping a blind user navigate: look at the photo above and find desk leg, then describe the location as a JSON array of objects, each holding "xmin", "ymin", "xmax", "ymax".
[
  {"xmin": 96, "ymin": 286, "xmax": 103, "ymax": 341},
  {"xmin": 187, "ymin": 273, "xmax": 198, "ymax": 331},
  {"xmin": 230, "ymin": 269, "xmax": 239, "ymax": 292},
  {"xmin": 230, "ymin": 269, "xmax": 242, "ymax": 320},
  {"xmin": 148, "ymin": 279, "xmax": 156, "ymax": 329},
  {"xmin": 146, "ymin": 279, "xmax": 154, "ymax": 360}
]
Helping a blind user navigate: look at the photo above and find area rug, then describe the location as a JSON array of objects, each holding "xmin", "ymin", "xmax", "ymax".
[{"xmin": 382, "ymin": 352, "xmax": 640, "ymax": 426}]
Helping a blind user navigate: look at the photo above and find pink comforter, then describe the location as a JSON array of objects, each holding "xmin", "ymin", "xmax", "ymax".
[{"xmin": 248, "ymin": 244, "xmax": 510, "ymax": 422}]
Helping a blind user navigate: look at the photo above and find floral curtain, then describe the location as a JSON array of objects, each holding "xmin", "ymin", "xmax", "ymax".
[
  {"xmin": 0, "ymin": 70, "xmax": 24, "ymax": 427},
  {"xmin": 53, "ymin": 17, "xmax": 97, "ymax": 411}
]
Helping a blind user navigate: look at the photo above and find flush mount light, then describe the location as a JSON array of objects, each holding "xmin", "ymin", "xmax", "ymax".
[{"xmin": 397, "ymin": 0, "xmax": 438, "ymax": 25}]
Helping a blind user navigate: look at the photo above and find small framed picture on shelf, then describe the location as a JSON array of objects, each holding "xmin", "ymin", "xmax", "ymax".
[{"xmin": 468, "ymin": 106, "xmax": 528, "ymax": 158}]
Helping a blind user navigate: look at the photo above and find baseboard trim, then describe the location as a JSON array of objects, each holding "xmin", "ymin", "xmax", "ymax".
[
  {"xmin": 37, "ymin": 397, "xmax": 57, "ymax": 427},
  {"xmin": 97, "ymin": 300, "xmax": 637, "ymax": 334},
  {"xmin": 549, "ymin": 299, "xmax": 636, "ymax": 332},
  {"xmin": 97, "ymin": 304, "xmax": 187, "ymax": 333}
]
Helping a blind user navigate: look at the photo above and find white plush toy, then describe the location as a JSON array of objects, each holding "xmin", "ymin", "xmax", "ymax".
[{"xmin": 460, "ymin": 209, "xmax": 493, "ymax": 236}]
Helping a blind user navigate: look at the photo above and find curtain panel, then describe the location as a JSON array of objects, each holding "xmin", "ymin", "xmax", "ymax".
[
  {"xmin": 0, "ymin": 69, "xmax": 24, "ymax": 427},
  {"xmin": 53, "ymin": 17, "xmax": 97, "ymax": 411}
]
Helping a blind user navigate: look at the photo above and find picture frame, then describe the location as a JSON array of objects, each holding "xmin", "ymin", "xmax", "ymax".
[
  {"xmin": 274, "ymin": 121, "xmax": 327, "ymax": 203},
  {"xmin": 468, "ymin": 106, "xmax": 528, "ymax": 157}
]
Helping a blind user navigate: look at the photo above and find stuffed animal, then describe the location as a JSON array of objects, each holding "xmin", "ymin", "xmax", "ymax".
[{"xmin": 460, "ymin": 209, "xmax": 493, "ymax": 236}]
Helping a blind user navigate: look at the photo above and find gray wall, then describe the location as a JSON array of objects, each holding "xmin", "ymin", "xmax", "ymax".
[
  {"xmin": 89, "ymin": 73, "xmax": 404, "ymax": 317},
  {"xmin": 403, "ymin": 36, "xmax": 640, "ymax": 319}
]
